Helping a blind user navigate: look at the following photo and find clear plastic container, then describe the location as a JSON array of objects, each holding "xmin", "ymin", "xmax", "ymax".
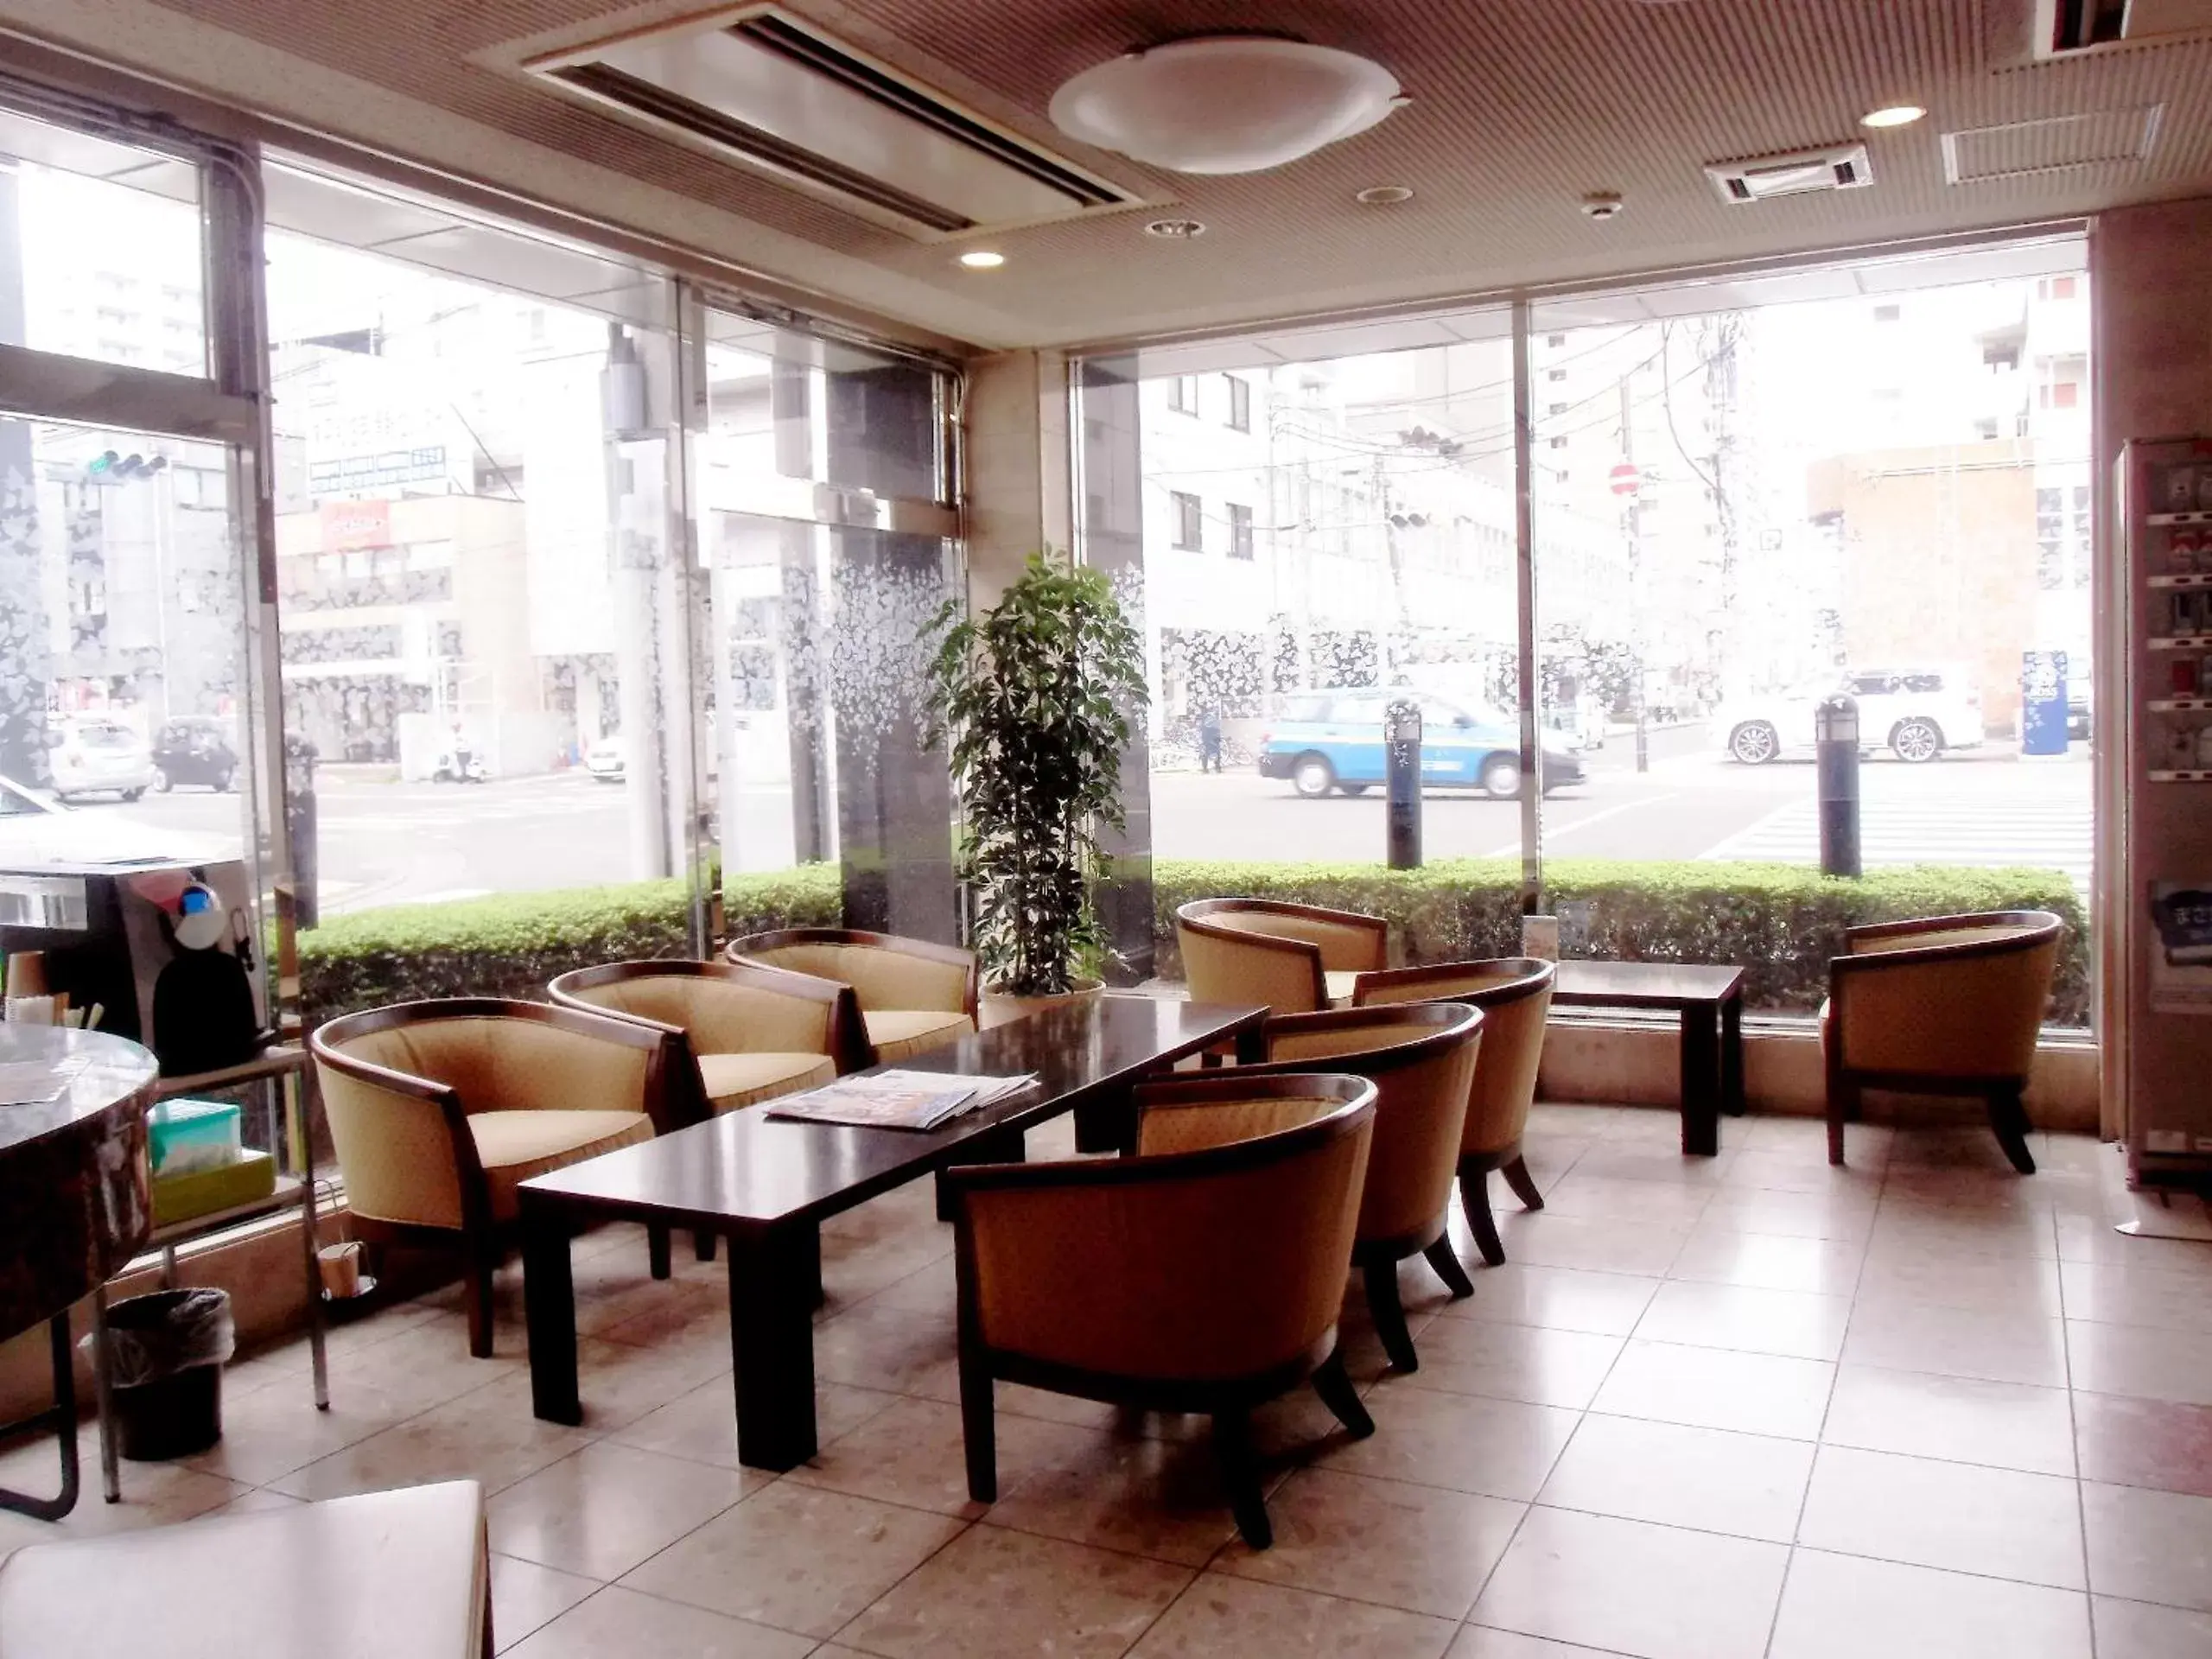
[{"xmin": 147, "ymin": 1098, "xmax": 242, "ymax": 1175}]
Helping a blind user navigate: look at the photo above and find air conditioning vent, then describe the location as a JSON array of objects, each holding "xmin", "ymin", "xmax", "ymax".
[
  {"xmin": 1942, "ymin": 106, "xmax": 2164, "ymax": 182},
  {"xmin": 2037, "ymin": 0, "xmax": 2212, "ymax": 56},
  {"xmin": 1705, "ymin": 143, "xmax": 1873, "ymax": 206},
  {"xmin": 527, "ymin": 5, "xmax": 1143, "ymax": 239}
]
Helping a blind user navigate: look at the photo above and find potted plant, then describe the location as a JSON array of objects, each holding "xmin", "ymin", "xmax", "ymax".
[{"xmin": 921, "ymin": 550, "xmax": 1148, "ymax": 1020}]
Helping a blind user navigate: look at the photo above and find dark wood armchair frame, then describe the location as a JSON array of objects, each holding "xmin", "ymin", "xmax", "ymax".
[
  {"xmin": 725, "ymin": 927, "xmax": 980, "ymax": 1069},
  {"xmin": 1225, "ymin": 1002, "xmax": 1486, "ymax": 1373},
  {"xmin": 944, "ymin": 1072, "xmax": 1379, "ymax": 1550},
  {"xmin": 310, "ymin": 998, "xmax": 682, "ymax": 1357},
  {"xmin": 1350, "ymin": 958, "xmax": 1556, "ymax": 1267},
  {"xmin": 1174, "ymin": 899, "xmax": 1394, "ymax": 1010},
  {"xmin": 1826, "ymin": 910, "xmax": 2065, "ymax": 1174}
]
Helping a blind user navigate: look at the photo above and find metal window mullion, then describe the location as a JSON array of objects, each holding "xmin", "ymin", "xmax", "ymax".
[
  {"xmin": 0, "ymin": 343, "xmax": 257, "ymax": 444},
  {"xmin": 1513, "ymin": 297, "xmax": 1542, "ymax": 917}
]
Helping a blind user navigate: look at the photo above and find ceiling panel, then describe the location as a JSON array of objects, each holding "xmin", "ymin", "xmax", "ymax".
[{"xmin": 7, "ymin": 0, "xmax": 2210, "ymax": 348}]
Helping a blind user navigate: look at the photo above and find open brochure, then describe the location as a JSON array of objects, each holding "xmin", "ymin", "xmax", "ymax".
[{"xmin": 766, "ymin": 1069, "xmax": 1039, "ymax": 1131}]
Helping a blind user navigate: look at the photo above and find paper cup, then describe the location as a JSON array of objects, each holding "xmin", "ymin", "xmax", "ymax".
[
  {"xmin": 6, "ymin": 995, "xmax": 59, "ymax": 1026},
  {"xmin": 318, "ymin": 1242, "xmax": 364, "ymax": 1300}
]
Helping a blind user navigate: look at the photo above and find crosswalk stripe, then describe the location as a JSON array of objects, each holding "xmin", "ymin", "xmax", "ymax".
[{"xmin": 1701, "ymin": 801, "xmax": 2092, "ymax": 896}]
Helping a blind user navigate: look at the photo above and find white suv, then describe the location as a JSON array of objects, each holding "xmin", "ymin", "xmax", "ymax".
[{"xmin": 1717, "ymin": 664, "xmax": 1986, "ymax": 765}]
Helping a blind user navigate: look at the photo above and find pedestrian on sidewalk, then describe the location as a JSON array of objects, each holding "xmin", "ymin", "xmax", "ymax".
[{"xmin": 1198, "ymin": 704, "xmax": 1224, "ymax": 774}]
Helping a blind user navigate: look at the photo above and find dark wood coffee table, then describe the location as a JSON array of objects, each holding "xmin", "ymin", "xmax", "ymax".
[
  {"xmin": 1549, "ymin": 961, "xmax": 1747, "ymax": 1156},
  {"xmin": 518, "ymin": 994, "xmax": 1267, "ymax": 1470}
]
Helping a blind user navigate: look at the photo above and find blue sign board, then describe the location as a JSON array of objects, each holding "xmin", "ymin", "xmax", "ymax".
[{"xmin": 2021, "ymin": 650, "xmax": 2069, "ymax": 756}]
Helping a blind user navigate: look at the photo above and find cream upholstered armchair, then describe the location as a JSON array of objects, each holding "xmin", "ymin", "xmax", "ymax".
[
  {"xmin": 1175, "ymin": 899, "xmax": 1391, "ymax": 1013},
  {"xmin": 548, "ymin": 959, "xmax": 861, "ymax": 1120},
  {"xmin": 943, "ymin": 1073, "xmax": 1378, "ymax": 1550},
  {"xmin": 310, "ymin": 1000, "xmax": 680, "ymax": 1357},
  {"xmin": 1351, "ymin": 958, "xmax": 1556, "ymax": 1266},
  {"xmin": 1230, "ymin": 1002, "xmax": 1484, "ymax": 1371},
  {"xmin": 1825, "ymin": 911, "xmax": 2064, "ymax": 1173},
  {"xmin": 727, "ymin": 928, "xmax": 976, "ymax": 1064}
]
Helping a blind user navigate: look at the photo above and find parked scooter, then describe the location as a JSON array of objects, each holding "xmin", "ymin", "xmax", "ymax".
[{"xmin": 431, "ymin": 745, "xmax": 488, "ymax": 785}]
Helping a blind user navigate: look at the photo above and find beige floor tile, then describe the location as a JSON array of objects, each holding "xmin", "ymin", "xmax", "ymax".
[
  {"xmin": 1767, "ymin": 1549, "xmax": 2091, "ymax": 1659},
  {"xmin": 576, "ymin": 1273, "xmax": 726, "ymax": 1344},
  {"xmin": 1471, "ymin": 1504, "xmax": 1787, "ymax": 1659},
  {"xmin": 1537, "ymin": 1174, "xmax": 1715, "ymax": 1226},
  {"xmin": 613, "ymin": 1379, "xmax": 898, "ymax": 1470},
  {"xmin": 2082, "ymin": 1480, "xmax": 2212, "ymax": 1612},
  {"xmin": 1841, "ymin": 1299, "xmax": 2068, "ymax": 1387},
  {"xmin": 987, "ymin": 1431, "xmax": 1247, "ymax": 1567},
  {"xmin": 1322, "ymin": 1384, "xmax": 1580, "ymax": 1502},
  {"xmin": 1393, "ymin": 1319, "xmax": 1624, "ymax": 1409},
  {"xmin": 1211, "ymin": 1467, "xmax": 1523, "ymax": 1619},
  {"xmin": 1632, "ymin": 1280, "xmax": 1852, "ymax": 1361},
  {"xmin": 1560, "ymin": 1144, "xmax": 1737, "ymax": 1187},
  {"xmin": 618, "ymin": 1479, "xmax": 964, "ymax": 1637},
  {"xmin": 1866, "ymin": 1209, "xmax": 2057, "ymax": 1263},
  {"xmin": 478, "ymin": 1332, "xmax": 734, "ymax": 1433},
  {"xmin": 1821, "ymin": 1364, "xmax": 2076, "ymax": 1476},
  {"xmin": 1434, "ymin": 1262, "xmax": 1659, "ymax": 1337},
  {"xmin": 486, "ymin": 1441, "xmax": 752, "ymax": 1580},
  {"xmin": 1720, "ymin": 1148, "xmax": 1884, "ymax": 1195},
  {"xmin": 1494, "ymin": 1213, "xmax": 1692, "ymax": 1276},
  {"xmin": 504, "ymin": 1585, "xmax": 813, "ymax": 1658},
  {"xmin": 2069, "ymin": 1321, "xmax": 2212, "ymax": 1407},
  {"xmin": 906, "ymin": 1362, "xmax": 1129, "ymax": 1432},
  {"xmin": 813, "ymin": 1301, "xmax": 960, "ymax": 1395},
  {"xmin": 865, "ymin": 1253, "xmax": 957, "ymax": 1314},
  {"xmin": 490, "ymin": 1553, "xmax": 599, "ymax": 1655},
  {"xmin": 1447, "ymin": 1629, "xmax": 1635, "ymax": 1658},
  {"xmin": 1664, "ymin": 1228, "xmax": 1866, "ymax": 1295},
  {"xmin": 2054, "ymin": 1219, "xmax": 2212, "ymax": 1276},
  {"xmin": 1695, "ymin": 1188, "xmax": 1876, "ymax": 1243},
  {"xmin": 836, "ymin": 1522, "xmax": 1191, "ymax": 1659},
  {"xmin": 2092, "ymin": 1595, "xmax": 2212, "ymax": 1658},
  {"xmin": 1128, "ymin": 1574, "xmax": 1455, "ymax": 1658},
  {"xmin": 2062, "ymin": 1262, "xmax": 2212, "ymax": 1334},
  {"xmin": 1535, "ymin": 1412, "xmax": 1814, "ymax": 1541},
  {"xmin": 270, "ymin": 1376, "xmax": 599, "ymax": 1501},
  {"xmin": 789, "ymin": 1395, "xmax": 1098, "ymax": 1517},
  {"xmin": 1797, "ymin": 1445, "xmax": 2086, "ymax": 1589},
  {"xmin": 0, "ymin": 1452, "xmax": 246, "ymax": 1564},
  {"xmin": 1590, "ymin": 1339, "xmax": 1834, "ymax": 1440},
  {"xmin": 181, "ymin": 1373, "xmax": 421, "ymax": 1485},
  {"xmin": 1855, "ymin": 1249, "xmax": 2063, "ymax": 1317}
]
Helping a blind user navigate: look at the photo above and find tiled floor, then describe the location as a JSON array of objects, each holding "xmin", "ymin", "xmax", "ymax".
[{"xmin": 7, "ymin": 1105, "xmax": 2212, "ymax": 1659}]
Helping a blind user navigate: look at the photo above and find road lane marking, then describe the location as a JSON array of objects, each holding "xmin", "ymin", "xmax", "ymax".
[{"xmin": 1484, "ymin": 793, "xmax": 1683, "ymax": 856}]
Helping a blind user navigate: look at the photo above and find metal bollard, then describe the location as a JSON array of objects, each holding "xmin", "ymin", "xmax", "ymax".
[
  {"xmin": 1384, "ymin": 698, "xmax": 1422, "ymax": 870},
  {"xmin": 1815, "ymin": 694, "xmax": 1861, "ymax": 879}
]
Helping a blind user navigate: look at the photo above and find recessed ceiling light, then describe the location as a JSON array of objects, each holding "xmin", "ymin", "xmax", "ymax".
[
  {"xmin": 1144, "ymin": 218, "xmax": 1206, "ymax": 238},
  {"xmin": 957, "ymin": 249, "xmax": 1006, "ymax": 269},
  {"xmin": 1861, "ymin": 105, "xmax": 1926, "ymax": 129},
  {"xmin": 1580, "ymin": 192, "xmax": 1626, "ymax": 221},
  {"xmin": 1356, "ymin": 185, "xmax": 1414, "ymax": 205}
]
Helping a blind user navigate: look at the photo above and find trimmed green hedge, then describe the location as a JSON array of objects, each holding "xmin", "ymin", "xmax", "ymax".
[
  {"xmin": 1151, "ymin": 859, "xmax": 2090, "ymax": 1025},
  {"xmin": 299, "ymin": 867, "xmax": 840, "ymax": 1023},
  {"xmin": 300, "ymin": 857, "xmax": 2088, "ymax": 1027}
]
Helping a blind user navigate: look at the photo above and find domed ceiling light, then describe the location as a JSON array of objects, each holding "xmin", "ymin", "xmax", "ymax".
[{"xmin": 1049, "ymin": 35, "xmax": 1406, "ymax": 175}]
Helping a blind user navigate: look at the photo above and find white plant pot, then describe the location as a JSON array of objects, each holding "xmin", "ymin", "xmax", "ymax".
[{"xmin": 979, "ymin": 976, "xmax": 1105, "ymax": 1028}]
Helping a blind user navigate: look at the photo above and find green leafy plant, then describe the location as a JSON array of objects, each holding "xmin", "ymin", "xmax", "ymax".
[{"xmin": 919, "ymin": 551, "xmax": 1148, "ymax": 995}]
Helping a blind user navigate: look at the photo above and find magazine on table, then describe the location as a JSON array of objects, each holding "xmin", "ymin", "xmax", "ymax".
[{"xmin": 766, "ymin": 1069, "xmax": 1039, "ymax": 1131}]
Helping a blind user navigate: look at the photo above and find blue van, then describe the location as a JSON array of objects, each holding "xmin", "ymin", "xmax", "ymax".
[{"xmin": 1257, "ymin": 689, "xmax": 1587, "ymax": 799}]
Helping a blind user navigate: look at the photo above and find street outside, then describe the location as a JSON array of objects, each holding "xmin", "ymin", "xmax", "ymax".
[{"xmin": 56, "ymin": 718, "xmax": 2092, "ymax": 918}]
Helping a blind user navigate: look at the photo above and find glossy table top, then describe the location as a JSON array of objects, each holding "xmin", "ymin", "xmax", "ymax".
[
  {"xmin": 0, "ymin": 1026, "xmax": 160, "ymax": 1157},
  {"xmin": 521, "ymin": 994, "xmax": 1264, "ymax": 1230},
  {"xmin": 1551, "ymin": 959, "xmax": 1746, "ymax": 1007}
]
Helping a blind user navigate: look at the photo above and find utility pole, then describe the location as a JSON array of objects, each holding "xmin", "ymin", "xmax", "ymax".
[{"xmin": 1620, "ymin": 374, "xmax": 1649, "ymax": 773}]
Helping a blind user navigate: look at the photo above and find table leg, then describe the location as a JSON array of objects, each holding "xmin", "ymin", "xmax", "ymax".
[
  {"xmin": 1720, "ymin": 993, "xmax": 1745, "ymax": 1118},
  {"xmin": 92, "ymin": 1283, "xmax": 120, "ymax": 1503},
  {"xmin": 0, "ymin": 1316, "xmax": 80, "ymax": 1521},
  {"xmin": 1233, "ymin": 1020, "xmax": 1268, "ymax": 1065},
  {"xmin": 521, "ymin": 1201, "xmax": 581, "ymax": 1426},
  {"xmin": 728, "ymin": 1223, "xmax": 819, "ymax": 1471},
  {"xmin": 297, "ymin": 1077, "xmax": 329, "ymax": 1411},
  {"xmin": 1679, "ymin": 1004, "xmax": 1721, "ymax": 1157}
]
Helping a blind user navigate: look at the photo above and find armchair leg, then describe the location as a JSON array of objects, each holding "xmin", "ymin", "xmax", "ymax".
[
  {"xmin": 1827, "ymin": 1079, "xmax": 1858, "ymax": 1167},
  {"xmin": 647, "ymin": 1224, "xmax": 672, "ymax": 1281},
  {"xmin": 1363, "ymin": 1260, "xmax": 1419, "ymax": 1374},
  {"xmin": 1213, "ymin": 1408, "xmax": 1272, "ymax": 1550},
  {"xmin": 1987, "ymin": 1085, "xmax": 2037, "ymax": 1175},
  {"xmin": 464, "ymin": 1246, "xmax": 498, "ymax": 1359},
  {"xmin": 695, "ymin": 1230, "xmax": 717, "ymax": 1263},
  {"xmin": 1501, "ymin": 1155, "xmax": 1545, "ymax": 1212},
  {"xmin": 1311, "ymin": 1346, "xmax": 1374, "ymax": 1440},
  {"xmin": 1457, "ymin": 1166, "xmax": 1506, "ymax": 1267},
  {"xmin": 1422, "ymin": 1236, "xmax": 1476, "ymax": 1299},
  {"xmin": 959, "ymin": 1361, "xmax": 996, "ymax": 1504}
]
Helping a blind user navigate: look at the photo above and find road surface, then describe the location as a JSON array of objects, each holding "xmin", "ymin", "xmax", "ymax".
[{"xmin": 48, "ymin": 722, "xmax": 2094, "ymax": 916}]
